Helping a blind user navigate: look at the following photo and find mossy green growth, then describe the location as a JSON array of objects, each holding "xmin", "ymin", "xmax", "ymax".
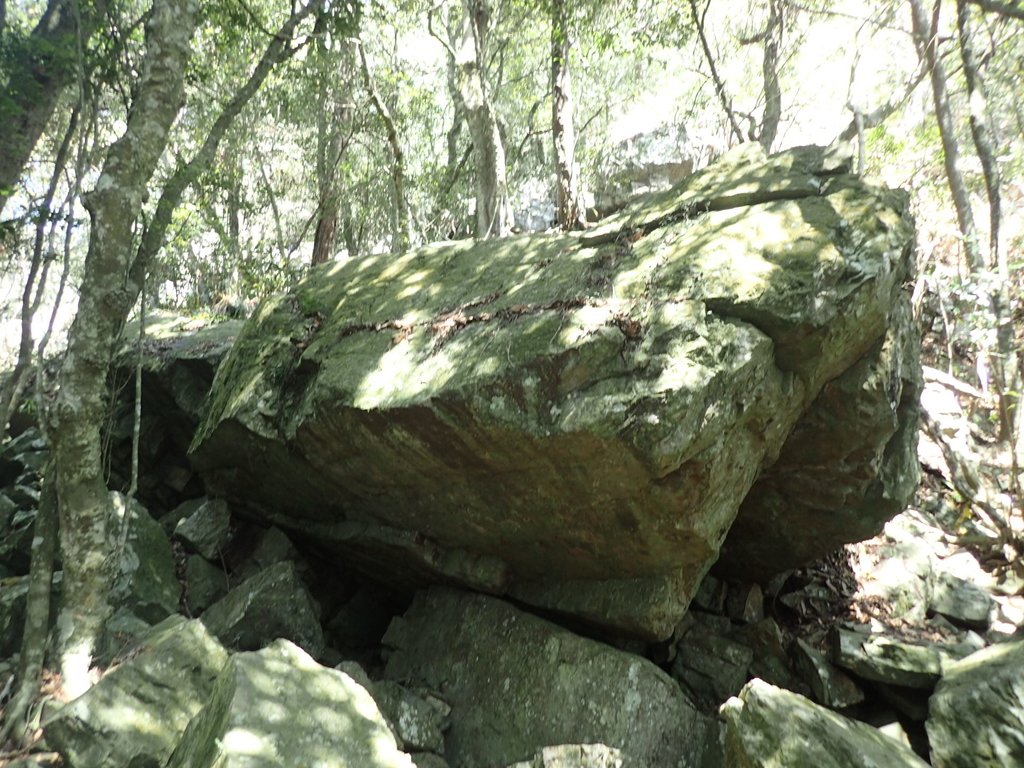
[{"xmin": 190, "ymin": 143, "xmax": 916, "ymax": 638}]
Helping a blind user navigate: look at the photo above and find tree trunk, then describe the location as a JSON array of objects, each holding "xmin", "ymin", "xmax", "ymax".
[
  {"xmin": 956, "ymin": 0, "xmax": 1016, "ymax": 442},
  {"xmin": 0, "ymin": 109, "xmax": 77, "ymax": 433},
  {"xmin": 0, "ymin": 467, "xmax": 57, "ymax": 747},
  {"xmin": 125, "ymin": 0, "xmax": 317, "ymax": 295},
  {"xmin": 551, "ymin": 0, "xmax": 585, "ymax": 230},
  {"xmin": 0, "ymin": 0, "xmax": 100, "ymax": 216},
  {"xmin": 311, "ymin": 25, "xmax": 356, "ymax": 266},
  {"xmin": 759, "ymin": 0, "xmax": 784, "ymax": 152},
  {"xmin": 908, "ymin": 0, "xmax": 984, "ymax": 272},
  {"xmin": 359, "ymin": 41, "xmax": 414, "ymax": 252},
  {"xmin": 311, "ymin": 209, "xmax": 338, "ymax": 267},
  {"xmin": 454, "ymin": 0, "xmax": 512, "ymax": 239},
  {"xmin": 689, "ymin": 0, "xmax": 744, "ymax": 145},
  {"xmin": 51, "ymin": 0, "xmax": 197, "ymax": 699}
]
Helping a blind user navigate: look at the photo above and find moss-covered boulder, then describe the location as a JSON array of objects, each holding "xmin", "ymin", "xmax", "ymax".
[
  {"xmin": 45, "ymin": 616, "xmax": 229, "ymax": 768},
  {"xmin": 720, "ymin": 678, "xmax": 929, "ymax": 767},
  {"xmin": 382, "ymin": 588, "xmax": 716, "ymax": 768},
  {"xmin": 166, "ymin": 639, "xmax": 414, "ymax": 768},
  {"xmin": 927, "ymin": 639, "xmax": 1024, "ymax": 767},
  {"xmin": 191, "ymin": 143, "xmax": 917, "ymax": 638}
]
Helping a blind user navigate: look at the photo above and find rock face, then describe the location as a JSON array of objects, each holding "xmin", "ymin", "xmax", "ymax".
[
  {"xmin": 166, "ymin": 639, "xmax": 414, "ymax": 768},
  {"xmin": 927, "ymin": 639, "xmax": 1024, "ymax": 768},
  {"xmin": 191, "ymin": 143, "xmax": 918, "ymax": 638},
  {"xmin": 45, "ymin": 616, "xmax": 229, "ymax": 768},
  {"xmin": 381, "ymin": 588, "xmax": 715, "ymax": 768},
  {"xmin": 720, "ymin": 679, "xmax": 929, "ymax": 767}
]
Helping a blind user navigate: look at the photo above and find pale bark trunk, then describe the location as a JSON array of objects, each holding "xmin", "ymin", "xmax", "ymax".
[
  {"xmin": 0, "ymin": 468, "xmax": 57, "ymax": 746},
  {"xmin": 126, "ymin": 1, "xmax": 315, "ymax": 294},
  {"xmin": 311, "ymin": 24, "xmax": 355, "ymax": 266},
  {"xmin": 551, "ymin": 0, "xmax": 585, "ymax": 230},
  {"xmin": 453, "ymin": 0, "xmax": 511, "ymax": 239},
  {"xmin": 908, "ymin": 0, "xmax": 984, "ymax": 272},
  {"xmin": 52, "ymin": 0, "xmax": 197, "ymax": 698},
  {"xmin": 956, "ymin": 0, "xmax": 1016, "ymax": 442}
]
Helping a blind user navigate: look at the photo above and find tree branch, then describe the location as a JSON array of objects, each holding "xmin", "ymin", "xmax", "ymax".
[{"xmin": 967, "ymin": 0, "xmax": 1024, "ymax": 20}]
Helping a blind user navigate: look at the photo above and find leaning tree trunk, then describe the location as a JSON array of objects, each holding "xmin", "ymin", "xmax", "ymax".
[
  {"xmin": 0, "ymin": 0, "xmax": 101, "ymax": 216},
  {"xmin": 359, "ymin": 41, "xmax": 415, "ymax": 252},
  {"xmin": 551, "ymin": 0, "xmax": 585, "ymax": 230},
  {"xmin": 454, "ymin": 0, "xmax": 511, "ymax": 239},
  {"xmin": 51, "ymin": 0, "xmax": 197, "ymax": 699},
  {"xmin": 908, "ymin": 0, "xmax": 984, "ymax": 272}
]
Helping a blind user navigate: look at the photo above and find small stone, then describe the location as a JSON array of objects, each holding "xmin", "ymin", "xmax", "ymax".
[{"xmin": 929, "ymin": 572, "xmax": 995, "ymax": 629}]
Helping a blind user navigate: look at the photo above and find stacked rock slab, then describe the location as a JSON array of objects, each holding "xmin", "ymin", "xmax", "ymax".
[{"xmin": 191, "ymin": 142, "xmax": 918, "ymax": 639}]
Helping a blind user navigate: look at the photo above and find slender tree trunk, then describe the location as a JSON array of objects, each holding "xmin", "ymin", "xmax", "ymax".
[
  {"xmin": 358, "ymin": 41, "xmax": 414, "ymax": 252},
  {"xmin": 759, "ymin": 0, "xmax": 784, "ymax": 152},
  {"xmin": 452, "ymin": 0, "xmax": 511, "ymax": 239},
  {"xmin": 908, "ymin": 0, "xmax": 984, "ymax": 271},
  {"xmin": 689, "ymin": 0, "xmax": 744, "ymax": 145},
  {"xmin": 551, "ymin": 0, "xmax": 585, "ymax": 230},
  {"xmin": 956, "ymin": 0, "xmax": 1016, "ymax": 442},
  {"xmin": 0, "ymin": 0, "xmax": 102, "ymax": 216},
  {"xmin": 51, "ymin": 0, "xmax": 197, "ymax": 699},
  {"xmin": 125, "ymin": 1, "xmax": 317, "ymax": 295},
  {"xmin": 311, "ymin": 22, "xmax": 355, "ymax": 266},
  {"xmin": 0, "ymin": 467, "xmax": 58, "ymax": 747},
  {"xmin": 0, "ymin": 109, "xmax": 77, "ymax": 433}
]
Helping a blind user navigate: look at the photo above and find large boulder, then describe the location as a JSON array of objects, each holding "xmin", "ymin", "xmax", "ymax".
[
  {"xmin": 720, "ymin": 678, "xmax": 929, "ymax": 767},
  {"xmin": 45, "ymin": 616, "xmax": 229, "ymax": 768},
  {"xmin": 381, "ymin": 588, "xmax": 716, "ymax": 768},
  {"xmin": 927, "ymin": 639, "xmax": 1024, "ymax": 767},
  {"xmin": 191, "ymin": 143, "xmax": 917, "ymax": 638},
  {"xmin": 166, "ymin": 639, "xmax": 415, "ymax": 768}
]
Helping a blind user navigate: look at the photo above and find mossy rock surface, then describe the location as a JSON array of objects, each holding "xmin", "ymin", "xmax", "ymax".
[{"xmin": 191, "ymin": 143, "xmax": 916, "ymax": 637}]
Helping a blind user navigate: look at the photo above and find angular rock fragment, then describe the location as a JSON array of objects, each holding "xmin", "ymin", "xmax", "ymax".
[
  {"xmin": 927, "ymin": 639, "xmax": 1024, "ymax": 768},
  {"xmin": 506, "ymin": 744, "xmax": 625, "ymax": 768},
  {"xmin": 720, "ymin": 678, "xmax": 929, "ymax": 767},
  {"xmin": 108, "ymin": 493, "xmax": 181, "ymax": 623},
  {"xmin": 184, "ymin": 554, "xmax": 229, "ymax": 613},
  {"xmin": 201, "ymin": 560, "xmax": 324, "ymax": 657},
  {"xmin": 192, "ymin": 144, "xmax": 917, "ymax": 637},
  {"xmin": 339, "ymin": 661, "xmax": 449, "ymax": 754},
  {"xmin": 45, "ymin": 616, "xmax": 229, "ymax": 768},
  {"xmin": 166, "ymin": 639, "xmax": 414, "ymax": 768},
  {"xmin": 173, "ymin": 497, "xmax": 231, "ymax": 560},
  {"xmin": 383, "ymin": 588, "xmax": 714, "ymax": 768},
  {"xmin": 929, "ymin": 571, "xmax": 994, "ymax": 629},
  {"xmin": 829, "ymin": 627, "xmax": 967, "ymax": 690},
  {"xmin": 792, "ymin": 637, "xmax": 864, "ymax": 709}
]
